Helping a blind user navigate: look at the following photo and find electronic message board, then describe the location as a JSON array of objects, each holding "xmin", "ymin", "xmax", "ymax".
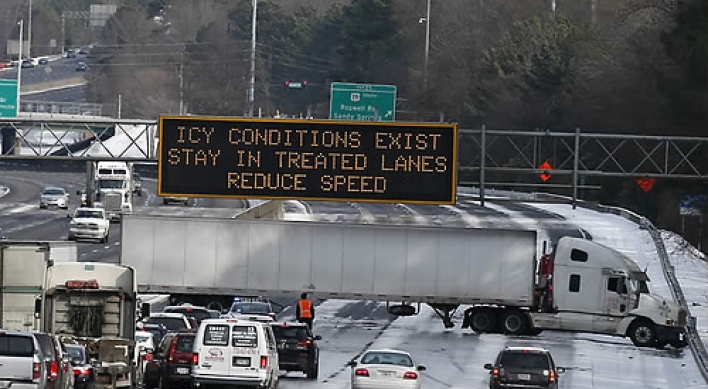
[{"xmin": 158, "ymin": 116, "xmax": 458, "ymax": 204}]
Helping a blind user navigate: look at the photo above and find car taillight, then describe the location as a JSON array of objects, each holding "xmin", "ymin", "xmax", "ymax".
[
  {"xmin": 354, "ymin": 368, "xmax": 369, "ymax": 377},
  {"xmin": 33, "ymin": 363, "xmax": 41, "ymax": 379},
  {"xmin": 141, "ymin": 353, "xmax": 154, "ymax": 361},
  {"xmin": 549, "ymin": 370, "xmax": 557, "ymax": 383},
  {"xmin": 168, "ymin": 340, "xmax": 177, "ymax": 362},
  {"xmin": 403, "ymin": 371, "xmax": 418, "ymax": 379},
  {"xmin": 492, "ymin": 367, "xmax": 500, "ymax": 381},
  {"xmin": 260, "ymin": 356, "xmax": 268, "ymax": 369},
  {"xmin": 297, "ymin": 340, "xmax": 312, "ymax": 346},
  {"xmin": 48, "ymin": 361, "xmax": 59, "ymax": 380},
  {"xmin": 73, "ymin": 367, "xmax": 91, "ymax": 375},
  {"xmin": 192, "ymin": 353, "xmax": 199, "ymax": 365}
]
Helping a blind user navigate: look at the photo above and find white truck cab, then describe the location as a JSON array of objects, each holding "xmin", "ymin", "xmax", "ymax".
[{"xmin": 95, "ymin": 161, "xmax": 133, "ymax": 221}]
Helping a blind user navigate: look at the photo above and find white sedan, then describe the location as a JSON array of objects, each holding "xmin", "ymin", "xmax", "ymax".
[
  {"xmin": 349, "ymin": 349, "xmax": 426, "ymax": 389},
  {"xmin": 39, "ymin": 186, "xmax": 69, "ymax": 209}
]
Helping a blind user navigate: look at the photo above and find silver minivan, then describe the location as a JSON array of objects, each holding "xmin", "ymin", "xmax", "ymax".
[
  {"xmin": 192, "ymin": 318, "xmax": 279, "ymax": 389},
  {"xmin": 0, "ymin": 330, "xmax": 48, "ymax": 389}
]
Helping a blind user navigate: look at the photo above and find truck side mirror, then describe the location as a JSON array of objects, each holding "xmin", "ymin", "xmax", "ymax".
[
  {"xmin": 34, "ymin": 298, "xmax": 42, "ymax": 318},
  {"xmin": 140, "ymin": 302, "xmax": 151, "ymax": 319}
]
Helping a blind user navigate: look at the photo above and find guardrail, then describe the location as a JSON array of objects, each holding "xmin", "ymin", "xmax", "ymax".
[{"xmin": 564, "ymin": 199, "xmax": 708, "ymax": 383}]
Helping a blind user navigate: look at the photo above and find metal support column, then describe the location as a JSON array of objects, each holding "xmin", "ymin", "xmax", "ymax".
[
  {"xmin": 480, "ymin": 125, "xmax": 486, "ymax": 207},
  {"xmin": 572, "ymin": 127, "xmax": 580, "ymax": 209}
]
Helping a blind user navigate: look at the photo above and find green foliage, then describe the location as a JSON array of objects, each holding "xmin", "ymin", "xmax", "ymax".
[
  {"xmin": 479, "ymin": 16, "xmax": 595, "ymax": 128},
  {"xmin": 659, "ymin": 0, "xmax": 708, "ymax": 130},
  {"xmin": 331, "ymin": 0, "xmax": 404, "ymax": 84}
]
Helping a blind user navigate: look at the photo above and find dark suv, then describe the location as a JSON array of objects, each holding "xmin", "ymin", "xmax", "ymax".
[
  {"xmin": 271, "ymin": 322, "xmax": 321, "ymax": 379},
  {"xmin": 143, "ymin": 332, "xmax": 196, "ymax": 389},
  {"xmin": 484, "ymin": 347, "xmax": 564, "ymax": 389}
]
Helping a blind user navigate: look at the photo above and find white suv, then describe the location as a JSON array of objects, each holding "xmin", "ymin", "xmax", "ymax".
[
  {"xmin": 0, "ymin": 330, "xmax": 49, "ymax": 389},
  {"xmin": 192, "ymin": 318, "xmax": 279, "ymax": 389}
]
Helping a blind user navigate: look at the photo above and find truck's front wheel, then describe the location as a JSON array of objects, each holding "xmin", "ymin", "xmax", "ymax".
[{"xmin": 628, "ymin": 320, "xmax": 656, "ymax": 347}]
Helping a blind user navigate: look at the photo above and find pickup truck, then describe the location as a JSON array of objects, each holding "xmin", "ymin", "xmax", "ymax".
[{"xmin": 68, "ymin": 207, "xmax": 110, "ymax": 243}]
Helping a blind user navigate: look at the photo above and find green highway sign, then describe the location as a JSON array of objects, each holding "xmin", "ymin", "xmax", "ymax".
[
  {"xmin": 0, "ymin": 79, "xmax": 18, "ymax": 117},
  {"xmin": 330, "ymin": 82, "xmax": 396, "ymax": 122}
]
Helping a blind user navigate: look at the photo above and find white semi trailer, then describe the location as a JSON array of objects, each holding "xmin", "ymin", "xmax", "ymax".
[{"xmin": 120, "ymin": 215, "xmax": 687, "ymax": 349}]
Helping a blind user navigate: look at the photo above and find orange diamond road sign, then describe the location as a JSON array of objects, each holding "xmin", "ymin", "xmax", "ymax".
[
  {"xmin": 636, "ymin": 177, "xmax": 656, "ymax": 193},
  {"xmin": 539, "ymin": 161, "xmax": 553, "ymax": 182}
]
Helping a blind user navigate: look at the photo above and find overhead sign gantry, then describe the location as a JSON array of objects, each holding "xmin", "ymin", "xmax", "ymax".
[{"xmin": 158, "ymin": 116, "xmax": 458, "ymax": 204}]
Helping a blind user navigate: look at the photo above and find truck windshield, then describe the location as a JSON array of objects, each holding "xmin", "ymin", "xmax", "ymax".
[
  {"xmin": 98, "ymin": 179, "xmax": 125, "ymax": 189},
  {"xmin": 627, "ymin": 279, "xmax": 650, "ymax": 294}
]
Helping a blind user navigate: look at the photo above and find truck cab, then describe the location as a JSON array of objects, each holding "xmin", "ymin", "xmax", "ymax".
[
  {"xmin": 533, "ymin": 237, "xmax": 687, "ymax": 348},
  {"xmin": 94, "ymin": 161, "xmax": 133, "ymax": 221}
]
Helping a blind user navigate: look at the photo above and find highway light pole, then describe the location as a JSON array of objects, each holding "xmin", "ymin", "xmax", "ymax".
[
  {"xmin": 247, "ymin": 0, "xmax": 257, "ymax": 117},
  {"xmin": 420, "ymin": 0, "xmax": 431, "ymax": 91},
  {"xmin": 17, "ymin": 20, "xmax": 23, "ymax": 115},
  {"xmin": 28, "ymin": 0, "xmax": 32, "ymax": 58}
]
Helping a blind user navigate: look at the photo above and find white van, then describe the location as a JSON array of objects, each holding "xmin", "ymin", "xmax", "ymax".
[{"xmin": 192, "ymin": 318, "xmax": 279, "ymax": 389}]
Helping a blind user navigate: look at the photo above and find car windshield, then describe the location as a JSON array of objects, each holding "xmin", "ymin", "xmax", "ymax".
[
  {"xmin": 272, "ymin": 326, "xmax": 308, "ymax": 341},
  {"xmin": 98, "ymin": 179, "xmax": 125, "ymax": 189},
  {"xmin": 136, "ymin": 335, "xmax": 152, "ymax": 344},
  {"xmin": 43, "ymin": 189, "xmax": 64, "ymax": 195},
  {"xmin": 65, "ymin": 345, "xmax": 85, "ymax": 362},
  {"xmin": 230, "ymin": 302, "xmax": 271, "ymax": 314},
  {"xmin": 145, "ymin": 317, "xmax": 187, "ymax": 331},
  {"xmin": 361, "ymin": 352, "xmax": 413, "ymax": 367},
  {"xmin": 75, "ymin": 210, "xmax": 103, "ymax": 218},
  {"xmin": 500, "ymin": 352, "xmax": 550, "ymax": 369}
]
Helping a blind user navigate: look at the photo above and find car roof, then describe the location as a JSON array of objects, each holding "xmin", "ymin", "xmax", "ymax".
[
  {"xmin": 200, "ymin": 318, "xmax": 267, "ymax": 326},
  {"xmin": 503, "ymin": 346, "xmax": 550, "ymax": 353},
  {"xmin": 76, "ymin": 207, "xmax": 104, "ymax": 212},
  {"xmin": 365, "ymin": 349, "xmax": 413, "ymax": 357},
  {"xmin": 164, "ymin": 305, "xmax": 209, "ymax": 312},
  {"xmin": 135, "ymin": 330, "xmax": 154, "ymax": 337},
  {"xmin": 43, "ymin": 186, "xmax": 65, "ymax": 191},
  {"xmin": 148, "ymin": 312, "xmax": 188, "ymax": 319},
  {"xmin": 271, "ymin": 322, "xmax": 308, "ymax": 327}
]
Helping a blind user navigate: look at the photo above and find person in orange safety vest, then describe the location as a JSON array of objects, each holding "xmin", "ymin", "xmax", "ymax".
[{"xmin": 296, "ymin": 293, "xmax": 314, "ymax": 329}]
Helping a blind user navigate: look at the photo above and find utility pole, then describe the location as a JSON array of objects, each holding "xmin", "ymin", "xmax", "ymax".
[
  {"xmin": 179, "ymin": 52, "xmax": 185, "ymax": 115},
  {"xmin": 423, "ymin": 0, "xmax": 431, "ymax": 91},
  {"xmin": 28, "ymin": 0, "xmax": 32, "ymax": 58},
  {"xmin": 591, "ymin": 0, "xmax": 597, "ymax": 25},
  {"xmin": 248, "ymin": 0, "xmax": 257, "ymax": 117}
]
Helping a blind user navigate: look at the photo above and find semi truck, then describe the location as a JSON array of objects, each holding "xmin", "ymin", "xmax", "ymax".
[
  {"xmin": 0, "ymin": 241, "xmax": 138, "ymax": 389},
  {"xmin": 120, "ymin": 215, "xmax": 688, "ymax": 349},
  {"xmin": 82, "ymin": 161, "xmax": 135, "ymax": 221}
]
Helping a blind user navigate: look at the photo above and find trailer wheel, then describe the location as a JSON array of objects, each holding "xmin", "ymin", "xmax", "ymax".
[
  {"xmin": 628, "ymin": 320, "xmax": 656, "ymax": 347},
  {"xmin": 470, "ymin": 309, "xmax": 498, "ymax": 333},
  {"xmin": 501, "ymin": 311, "xmax": 528, "ymax": 335},
  {"xmin": 206, "ymin": 300, "xmax": 225, "ymax": 313}
]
